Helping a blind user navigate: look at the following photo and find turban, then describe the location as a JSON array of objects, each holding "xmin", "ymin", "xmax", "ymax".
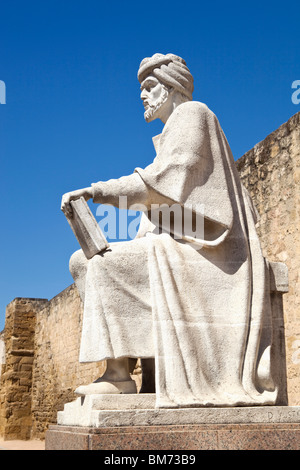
[{"xmin": 138, "ymin": 53, "xmax": 194, "ymax": 101}]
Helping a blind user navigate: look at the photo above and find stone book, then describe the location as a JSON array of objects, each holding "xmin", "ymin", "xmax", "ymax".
[{"xmin": 66, "ymin": 197, "xmax": 109, "ymax": 259}]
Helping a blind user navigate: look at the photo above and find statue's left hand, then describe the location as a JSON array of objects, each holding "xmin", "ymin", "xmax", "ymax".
[{"xmin": 61, "ymin": 187, "xmax": 93, "ymax": 217}]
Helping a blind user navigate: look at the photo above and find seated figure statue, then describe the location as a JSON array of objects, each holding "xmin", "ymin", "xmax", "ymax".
[{"xmin": 61, "ymin": 53, "xmax": 278, "ymax": 408}]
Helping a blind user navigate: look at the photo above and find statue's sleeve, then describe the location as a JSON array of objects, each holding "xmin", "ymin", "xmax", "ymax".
[
  {"xmin": 91, "ymin": 172, "xmax": 155, "ymax": 209},
  {"xmin": 135, "ymin": 101, "xmax": 234, "ymax": 231}
]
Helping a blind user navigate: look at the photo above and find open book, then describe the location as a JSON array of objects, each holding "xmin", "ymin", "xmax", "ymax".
[{"xmin": 65, "ymin": 197, "xmax": 109, "ymax": 259}]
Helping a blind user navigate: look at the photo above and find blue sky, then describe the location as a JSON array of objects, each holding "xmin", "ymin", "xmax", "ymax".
[{"xmin": 0, "ymin": 0, "xmax": 299, "ymax": 330}]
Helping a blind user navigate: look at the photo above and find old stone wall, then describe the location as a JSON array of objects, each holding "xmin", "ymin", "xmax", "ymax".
[
  {"xmin": 0, "ymin": 298, "xmax": 48, "ymax": 440},
  {"xmin": 31, "ymin": 284, "xmax": 105, "ymax": 439},
  {"xmin": 0, "ymin": 330, "xmax": 5, "ymax": 429},
  {"xmin": 0, "ymin": 286, "xmax": 140, "ymax": 440},
  {"xmin": 0, "ymin": 331, "xmax": 5, "ymax": 378},
  {"xmin": 236, "ymin": 111, "xmax": 300, "ymax": 405}
]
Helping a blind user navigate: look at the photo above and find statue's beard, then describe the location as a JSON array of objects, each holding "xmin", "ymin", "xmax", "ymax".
[{"xmin": 144, "ymin": 88, "xmax": 169, "ymax": 122}]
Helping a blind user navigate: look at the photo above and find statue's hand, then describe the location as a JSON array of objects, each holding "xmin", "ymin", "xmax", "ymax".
[{"xmin": 61, "ymin": 187, "xmax": 93, "ymax": 217}]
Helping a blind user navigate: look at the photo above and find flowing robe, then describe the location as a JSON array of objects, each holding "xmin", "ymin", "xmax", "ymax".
[{"xmin": 73, "ymin": 101, "xmax": 278, "ymax": 407}]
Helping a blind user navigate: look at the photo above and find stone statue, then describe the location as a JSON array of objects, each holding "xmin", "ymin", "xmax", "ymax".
[{"xmin": 61, "ymin": 53, "xmax": 278, "ymax": 408}]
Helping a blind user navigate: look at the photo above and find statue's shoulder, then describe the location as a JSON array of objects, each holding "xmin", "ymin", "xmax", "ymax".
[
  {"xmin": 164, "ymin": 102, "xmax": 218, "ymax": 135},
  {"xmin": 173, "ymin": 101, "xmax": 215, "ymax": 121}
]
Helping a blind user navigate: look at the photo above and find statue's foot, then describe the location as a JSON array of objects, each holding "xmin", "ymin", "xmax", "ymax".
[{"xmin": 75, "ymin": 379, "xmax": 137, "ymax": 396}]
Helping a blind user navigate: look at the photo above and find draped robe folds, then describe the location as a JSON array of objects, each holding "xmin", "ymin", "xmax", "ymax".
[{"xmin": 76, "ymin": 101, "xmax": 278, "ymax": 407}]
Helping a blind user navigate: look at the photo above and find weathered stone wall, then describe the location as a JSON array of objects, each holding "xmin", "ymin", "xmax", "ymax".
[
  {"xmin": 0, "ymin": 111, "xmax": 299, "ymax": 441},
  {"xmin": 0, "ymin": 331, "xmax": 5, "ymax": 378},
  {"xmin": 236, "ymin": 111, "xmax": 300, "ymax": 405},
  {"xmin": 31, "ymin": 284, "xmax": 105, "ymax": 439},
  {"xmin": 0, "ymin": 286, "xmax": 140, "ymax": 440},
  {"xmin": 0, "ymin": 298, "xmax": 48, "ymax": 440},
  {"xmin": 0, "ymin": 330, "xmax": 5, "ymax": 430}
]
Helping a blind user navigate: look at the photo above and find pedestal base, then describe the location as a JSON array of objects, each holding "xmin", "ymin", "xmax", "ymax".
[
  {"xmin": 46, "ymin": 396, "xmax": 300, "ymax": 450},
  {"xmin": 46, "ymin": 422, "xmax": 300, "ymax": 450}
]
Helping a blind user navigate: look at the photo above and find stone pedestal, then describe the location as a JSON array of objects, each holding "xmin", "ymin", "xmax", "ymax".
[
  {"xmin": 46, "ymin": 422, "xmax": 300, "ymax": 450},
  {"xmin": 45, "ymin": 395, "xmax": 300, "ymax": 450}
]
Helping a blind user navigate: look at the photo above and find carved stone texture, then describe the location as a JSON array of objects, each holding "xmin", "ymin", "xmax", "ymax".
[{"xmin": 64, "ymin": 53, "xmax": 289, "ymax": 409}]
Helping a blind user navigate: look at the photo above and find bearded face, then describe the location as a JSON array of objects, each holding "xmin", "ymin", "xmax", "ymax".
[{"xmin": 140, "ymin": 76, "xmax": 170, "ymax": 123}]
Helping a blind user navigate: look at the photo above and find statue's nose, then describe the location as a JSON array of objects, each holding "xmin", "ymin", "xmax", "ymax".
[{"xmin": 140, "ymin": 89, "xmax": 147, "ymax": 100}]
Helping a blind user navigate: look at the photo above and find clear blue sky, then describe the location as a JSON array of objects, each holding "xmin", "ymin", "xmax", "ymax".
[{"xmin": 0, "ymin": 0, "xmax": 299, "ymax": 330}]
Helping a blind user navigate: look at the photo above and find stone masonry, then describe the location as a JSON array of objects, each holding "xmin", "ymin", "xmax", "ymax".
[
  {"xmin": 236, "ymin": 110, "xmax": 300, "ymax": 405},
  {"xmin": 0, "ymin": 331, "xmax": 5, "ymax": 376},
  {"xmin": 0, "ymin": 298, "xmax": 48, "ymax": 440},
  {"xmin": 31, "ymin": 285, "xmax": 106, "ymax": 439},
  {"xmin": 0, "ymin": 111, "xmax": 299, "ymax": 440}
]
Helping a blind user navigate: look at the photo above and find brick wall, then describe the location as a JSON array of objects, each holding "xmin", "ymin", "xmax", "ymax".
[{"xmin": 0, "ymin": 298, "xmax": 48, "ymax": 440}]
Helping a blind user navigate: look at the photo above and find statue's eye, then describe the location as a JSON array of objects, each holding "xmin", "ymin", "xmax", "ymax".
[{"xmin": 141, "ymin": 80, "xmax": 157, "ymax": 93}]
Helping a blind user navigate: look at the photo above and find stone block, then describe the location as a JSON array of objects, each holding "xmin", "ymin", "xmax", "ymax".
[
  {"xmin": 46, "ymin": 427, "xmax": 89, "ymax": 451},
  {"xmin": 20, "ymin": 364, "xmax": 33, "ymax": 372},
  {"xmin": 46, "ymin": 422, "xmax": 300, "ymax": 450},
  {"xmin": 57, "ymin": 394, "xmax": 300, "ymax": 428},
  {"xmin": 20, "ymin": 356, "xmax": 34, "ymax": 365},
  {"xmin": 19, "ymin": 377, "xmax": 32, "ymax": 387}
]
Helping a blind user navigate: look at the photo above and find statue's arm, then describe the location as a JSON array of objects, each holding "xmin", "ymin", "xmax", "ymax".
[
  {"xmin": 91, "ymin": 173, "xmax": 153, "ymax": 208},
  {"xmin": 61, "ymin": 173, "xmax": 153, "ymax": 217}
]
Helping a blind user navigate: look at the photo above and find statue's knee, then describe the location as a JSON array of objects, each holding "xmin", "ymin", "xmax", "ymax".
[{"xmin": 69, "ymin": 250, "xmax": 86, "ymax": 278}]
